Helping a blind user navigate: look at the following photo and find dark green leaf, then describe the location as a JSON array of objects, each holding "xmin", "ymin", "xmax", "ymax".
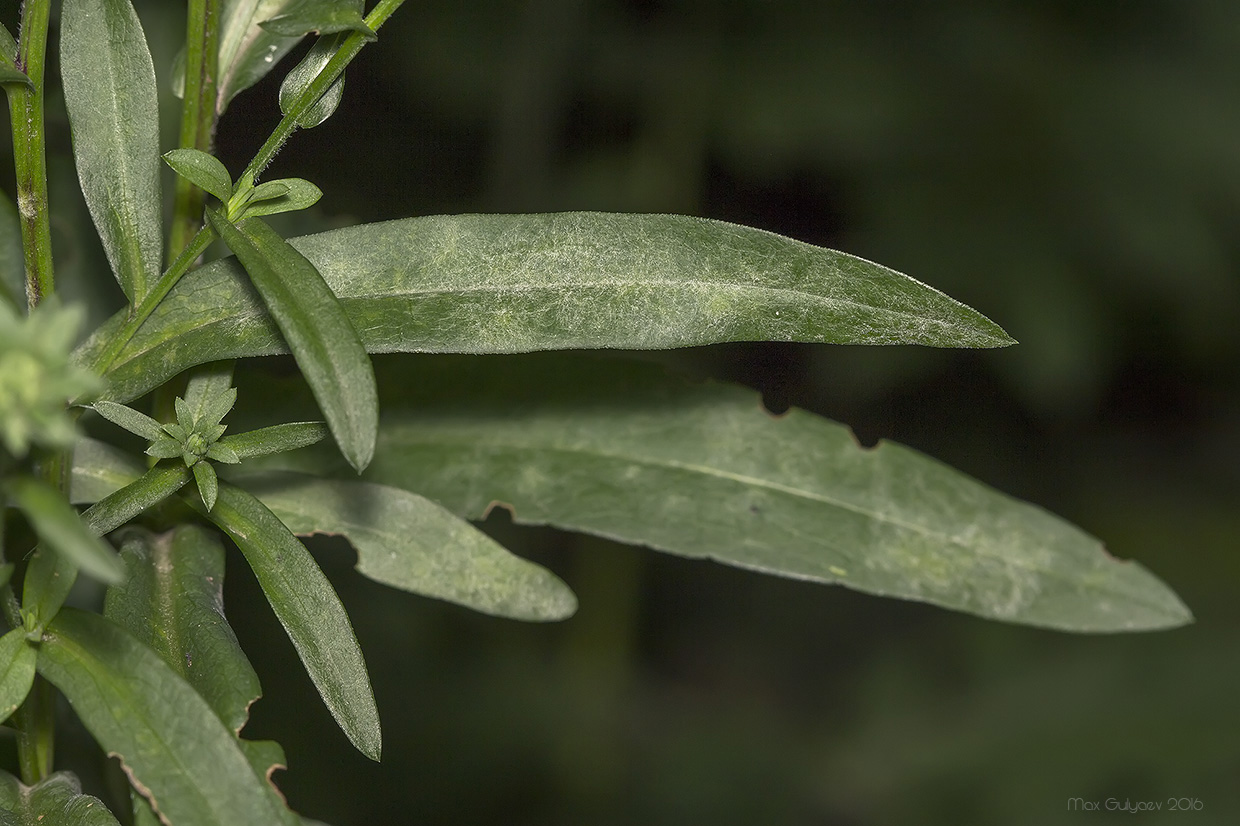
[
  {"xmin": 94, "ymin": 400, "xmax": 165, "ymax": 442},
  {"xmin": 280, "ymin": 353, "xmax": 1188, "ymax": 633},
  {"xmin": 231, "ymin": 470, "xmax": 577, "ymax": 621},
  {"xmin": 241, "ymin": 178, "xmax": 322, "ymax": 219},
  {"xmin": 216, "ymin": 0, "xmax": 306, "ymax": 112},
  {"xmin": 69, "ymin": 438, "xmax": 143, "ymax": 505},
  {"xmin": 205, "ymin": 210, "xmax": 377, "ymax": 472},
  {"xmin": 163, "ymin": 149, "xmax": 233, "ymax": 203},
  {"xmin": 278, "ymin": 34, "xmax": 347, "ymax": 127},
  {"xmin": 104, "ymin": 526, "xmax": 261, "ymax": 734},
  {"xmin": 36, "ymin": 609, "xmax": 291, "ymax": 825},
  {"xmin": 193, "ymin": 462, "xmax": 219, "ymax": 511},
  {"xmin": 219, "ymin": 422, "xmax": 328, "ymax": 459},
  {"xmin": 23, "ymin": 465, "xmax": 193, "ymax": 627},
  {"xmin": 0, "ymin": 628, "xmax": 36, "ymax": 721},
  {"xmin": 207, "ymin": 441, "xmax": 242, "ymax": 464},
  {"xmin": 8, "ymin": 477, "xmax": 123, "ymax": 583},
  {"xmin": 204, "ymin": 482, "xmax": 381, "ymax": 759},
  {"xmin": 0, "ymin": 67, "xmax": 32, "ymax": 89},
  {"xmin": 80, "ymin": 213, "xmax": 1014, "ymax": 405},
  {"xmin": 61, "ymin": 0, "xmax": 162, "ymax": 303},
  {"xmin": 0, "ymin": 770, "xmax": 120, "ymax": 825},
  {"xmin": 259, "ymin": 0, "xmax": 375, "ymax": 39}
]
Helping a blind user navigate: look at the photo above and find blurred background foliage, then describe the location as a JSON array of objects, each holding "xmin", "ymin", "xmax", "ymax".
[{"xmin": 6, "ymin": 0, "xmax": 1239, "ymax": 822}]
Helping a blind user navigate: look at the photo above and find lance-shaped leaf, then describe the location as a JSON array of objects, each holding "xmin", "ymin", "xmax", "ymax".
[
  {"xmin": 206, "ymin": 210, "xmax": 377, "ymax": 472},
  {"xmin": 204, "ymin": 482, "xmax": 381, "ymax": 759},
  {"xmin": 23, "ymin": 465, "xmax": 193, "ymax": 627},
  {"xmin": 241, "ymin": 178, "xmax": 322, "ymax": 219},
  {"xmin": 278, "ymin": 33, "xmax": 347, "ymax": 127},
  {"xmin": 36, "ymin": 609, "xmax": 291, "ymax": 826},
  {"xmin": 272, "ymin": 353, "xmax": 1187, "ymax": 633},
  {"xmin": 104, "ymin": 526, "xmax": 261, "ymax": 736},
  {"xmin": 259, "ymin": 0, "xmax": 375, "ymax": 39},
  {"xmin": 7, "ymin": 477, "xmax": 124, "ymax": 583},
  {"xmin": 216, "ymin": 0, "xmax": 306, "ymax": 112},
  {"xmin": 164, "ymin": 149, "xmax": 233, "ymax": 203},
  {"xmin": 220, "ymin": 421, "xmax": 328, "ymax": 459},
  {"xmin": 0, "ymin": 770, "xmax": 120, "ymax": 826},
  {"xmin": 0, "ymin": 629, "xmax": 37, "ymax": 721},
  {"xmin": 61, "ymin": 0, "xmax": 162, "ymax": 303},
  {"xmin": 78, "ymin": 213, "xmax": 1014, "ymax": 405},
  {"xmin": 230, "ymin": 470, "xmax": 577, "ymax": 621}
]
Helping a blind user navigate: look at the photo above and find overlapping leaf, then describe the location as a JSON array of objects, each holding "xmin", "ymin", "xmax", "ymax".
[
  {"xmin": 255, "ymin": 353, "xmax": 1189, "ymax": 632},
  {"xmin": 0, "ymin": 771, "xmax": 119, "ymax": 825},
  {"xmin": 77, "ymin": 213, "xmax": 1014, "ymax": 404},
  {"xmin": 215, "ymin": 0, "xmax": 306, "ymax": 112},
  {"xmin": 0, "ymin": 629, "xmax": 36, "ymax": 721},
  {"xmin": 36, "ymin": 609, "xmax": 290, "ymax": 826},
  {"xmin": 61, "ymin": 0, "xmax": 162, "ymax": 303}
]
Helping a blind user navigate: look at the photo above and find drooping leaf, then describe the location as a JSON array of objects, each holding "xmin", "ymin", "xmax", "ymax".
[
  {"xmin": 22, "ymin": 465, "xmax": 192, "ymax": 627},
  {"xmin": 230, "ymin": 470, "xmax": 578, "ymax": 621},
  {"xmin": 259, "ymin": 0, "xmax": 375, "ymax": 39},
  {"xmin": 104, "ymin": 525, "xmax": 261, "ymax": 735},
  {"xmin": 0, "ymin": 629, "xmax": 37, "ymax": 721},
  {"xmin": 79, "ymin": 213, "xmax": 1014, "ymax": 405},
  {"xmin": 0, "ymin": 770, "xmax": 120, "ymax": 826},
  {"xmin": 7, "ymin": 477, "xmax": 124, "ymax": 583},
  {"xmin": 241, "ymin": 178, "xmax": 322, "ymax": 218},
  {"xmin": 262, "ymin": 353, "xmax": 1189, "ymax": 633},
  {"xmin": 206, "ymin": 210, "xmax": 377, "ymax": 472},
  {"xmin": 216, "ymin": 0, "xmax": 306, "ymax": 112},
  {"xmin": 204, "ymin": 482, "xmax": 381, "ymax": 759},
  {"xmin": 61, "ymin": 0, "xmax": 162, "ymax": 303},
  {"xmin": 163, "ymin": 149, "xmax": 233, "ymax": 203},
  {"xmin": 278, "ymin": 34, "xmax": 347, "ymax": 127},
  {"xmin": 36, "ymin": 608, "xmax": 292, "ymax": 826}
]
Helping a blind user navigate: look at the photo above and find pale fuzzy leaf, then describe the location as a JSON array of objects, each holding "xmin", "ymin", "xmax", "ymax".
[
  {"xmin": 61, "ymin": 0, "xmax": 162, "ymax": 303},
  {"xmin": 78, "ymin": 213, "xmax": 1014, "ymax": 405},
  {"xmin": 231, "ymin": 470, "xmax": 577, "ymax": 621},
  {"xmin": 94, "ymin": 400, "xmax": 165, "ymax": 442},
  {"xmin": 218, "ymin": 421, "xmax": 327, "ymax": 459},
  {"xmin": 163, "ymin": 149, "xmax": 233, "ymax": 202}
]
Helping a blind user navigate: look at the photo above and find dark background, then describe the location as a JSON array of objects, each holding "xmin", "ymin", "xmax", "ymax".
[{"xmin": 24, "ymin": 1, "xmax": 1240, "ymax": 823}]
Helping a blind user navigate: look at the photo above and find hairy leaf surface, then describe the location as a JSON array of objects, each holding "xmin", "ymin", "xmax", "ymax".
[
  {"xmin": 61, "ymin": 0, "xmax": 162, "ymax": 303},
  {"xmin": 0, "ymin": 771, "xmax": 119, "ymax": 825},
  {"xmin": 229, "ymin": 471, "xmax": 577, "ymax": 621},
  {"xmin": 36, "ymin": 609, "xmax": 288, "ymax": 826},
  {"xmin": 78, "ymin": 213, "xmax": 1013, "ymax": 404},
  {"xmin": 258, "ymin": 354, "xmax": 1188, "ymax": 633}
]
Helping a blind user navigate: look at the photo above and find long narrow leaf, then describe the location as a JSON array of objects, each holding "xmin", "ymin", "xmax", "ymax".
[
  {"xmin": 231, "ymin": 470, "xmax": 577, "ymax": 621},
  {"xmin": 61, "ymin": 0, "xmax": 162, "ymax": 303},
  {"xmin": 207, "ymin": 210, "xmax": 377, "ymax": 472},
  {"xmin": 78, "ymin": 213, "xmax": 1014, "ymax": 405},
  {"xmin": 8, "ymin": 477, "xmax": 123, "ymax": 583},
  {"xmin": 0, "ymin": 771, "xmax": 120, "ymax": 826},
  {"xmin": 216, "ymin": 0, "xmax": 306, "ymax": 112},
  {"xmin": 205, "ymin": 482, "xmax": 381, "ymax": 759},
  {"xmin": 261, "ymin": 353, "xmax": 1188, "ymax": 633},
  {"xmin": 36, "ymin": 609, "xmax": 291, "ymax": 826}
]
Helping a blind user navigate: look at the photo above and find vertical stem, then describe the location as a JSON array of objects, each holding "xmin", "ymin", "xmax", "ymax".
[
  {"xmin": 9, "ymin": 0, "xmax": 53, "ymax": 309},
  {"xmin": 168, "ymin": 0, "xmax": 221, "ymax": 265}
]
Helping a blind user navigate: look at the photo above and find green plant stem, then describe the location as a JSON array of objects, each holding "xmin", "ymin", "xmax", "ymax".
[
  {"xmin": 168, "ymin": 0, "xmax": 221, "ymax": 266},
  {"xmin": 8, "ymin": 0, "xmax": 54, "ymax": 308},
  {"xmin": 14, "ymin": 677, "xmax": 55, "ymax": 785},
  {"xmin": 241, "ymin": 0, "xmax": 406, "ymax": 182},
  {"xmin": 91, "ymin": 0, "xmax": 406, "ymax": 380}
]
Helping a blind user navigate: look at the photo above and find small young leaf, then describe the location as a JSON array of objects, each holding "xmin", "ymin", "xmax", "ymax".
[
  {"xmin": 163, "ymin": 149, "xmax": 233, "ymax": 202},
  {"xmin": 0, "ymin": 628, "xmax": 37, "ymax": 721},
  {"xmin": 193, "ymin": 461, "xmax": 219, "ymax": 511},
  {"xmin": 8, "ymin": 477, "xmax": 124, "ymax": 584},
  {"xmin": 174, "ymin": 396, "xmax": 197, "ymax": 431},
  {"xmin": 218, "ymin": 422, "xmax": 328, "ymax": 460},
  {"xmin": 94, "ymin": 400, "xmax": 165, "ymax": 442},
  {"xmin": 36, "ymin": 609, "xmax": 292, "ymax": 825},
  {"xmin": 259, "ymin": 0, "xmax": 376, "ymax": 39},
  {"xmin": 278, "ymin": 33, "xmax": 347, "ymax": 128},
  {"xmin": 206, "ymin": 441, "xmax": 242, "ymax": 464},
  {"xmin": 248, "ymin": 180, "xmax": 291, "ymax": 202},
  {"xmin": 0, "ymin": 770, "xmax": 121, "ymax": 826},
  {"xmin": 205, "ymin": 209, "xmax": 377, "ymax": 472},
  {"xmin": 61, "ymin": 0, "xmax": 163, "ymax": 303},
  {"xmin": 146, "ymin": 436, "xmax": 184, "ymax": 459},
  {"xmin": 240, "ymin": 178, "xmax": 323, "ymax": 219},
  {"xmin": 204, "ymin": 482, "xmax": 381, "ymax": 760}
]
